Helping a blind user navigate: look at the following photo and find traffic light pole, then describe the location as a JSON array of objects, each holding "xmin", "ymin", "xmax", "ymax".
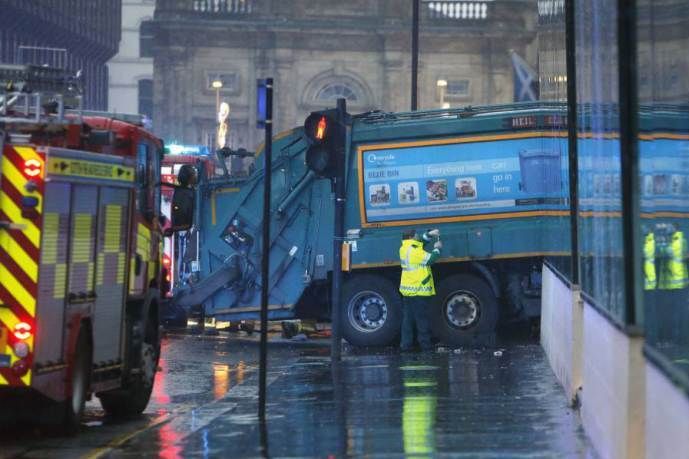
[
  {"xmin": 411, "ymin": 0, "xmax": 419, "ymax": 111},
  {"xmin": 330, "ymin": 98, "xmax": 347, "ymax": 362},
  {"xmin": 258, "ymin": 78, "xmax": 272, "ymax": 423}
]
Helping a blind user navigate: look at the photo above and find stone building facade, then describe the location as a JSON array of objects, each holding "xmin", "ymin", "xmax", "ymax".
[
  {"xmin": 152, "ymin": 0, "xmax": 538, "ymax": 150},
  {"xmin": 108, "ymin": 0, "xmax": 156, "ymax": 121}
]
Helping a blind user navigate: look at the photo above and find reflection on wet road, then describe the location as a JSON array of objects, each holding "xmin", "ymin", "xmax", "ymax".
[
  {"xmin": 0, "ymin": 333, "xmax": 261, "ymax": 459},
  {"xmin": 1, "ymin": 334, "xmax": 594, "ymax": 458}
]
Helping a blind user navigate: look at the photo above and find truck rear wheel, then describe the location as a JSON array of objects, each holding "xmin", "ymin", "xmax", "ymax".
[
  {"xmin": 99, "ymin": 316, "xmax": 159, "ymax": 417},
  {"xmin": 59, "ymin": 329, "xmax": 91, "ymax": 435},
  {"xmin": 430, "ymin": 274, "xmax": 498, "ymax": 347},
  {"xmin": 341, "ymin": 274, "xmax": 402, "ymax": 346}
]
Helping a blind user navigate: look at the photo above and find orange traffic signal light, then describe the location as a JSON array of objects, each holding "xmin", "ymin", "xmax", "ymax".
[
  {"xmin": 303, "ymin": 109, "xmax": 346, "ymax": 178},
  {"xmin": 316, "ymin": 116, "xmax": 327, "ymax": 140}
]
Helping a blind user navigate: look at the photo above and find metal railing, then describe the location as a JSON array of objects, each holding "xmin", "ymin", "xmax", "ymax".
[
  {"xmin": 425, "ymin": 1, "xmax": 491, "ymax": 20},
  {"xmin": 158, "ymin": 0, "xmax": 254, "ymax": 15},
  {"xmin": 193, "ymin": 0, "xmax": 253, "ymax": 13}
]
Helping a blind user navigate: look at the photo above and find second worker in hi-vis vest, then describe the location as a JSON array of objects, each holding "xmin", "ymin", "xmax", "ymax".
[{"xmin": 399, "ymin": 228, "xmax": 442, "ymax": 352}]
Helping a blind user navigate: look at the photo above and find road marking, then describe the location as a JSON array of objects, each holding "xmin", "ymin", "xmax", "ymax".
[
  {"xmin": 81, "ymin": 414, "xmax": 171, "ymax": 459},
  {"xmin": 81, "ymin": 369, "xmax": 281, "ymax": 459}
]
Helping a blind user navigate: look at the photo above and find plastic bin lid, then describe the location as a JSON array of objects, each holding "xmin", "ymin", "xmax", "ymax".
[{"xmin": 519, "ymin": 149, "xmax": 559, "ymax": 159}]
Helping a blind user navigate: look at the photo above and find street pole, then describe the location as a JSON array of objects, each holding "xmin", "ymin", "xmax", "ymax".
[
  {"xmin": 330, "ymin": 98, "xmax": 347, "ymax": 362},
  {"xmin": 258, "ymin": 77, "xmax": 273, "ymax": 422},
  {"xmin": 617, "ymin": 0, "xmax": 641, "ymax": 327},
  {"xmin": 411, "ymin": 0, "xmax": 419, "ymax": 111},
  {"xmin": 565, "ymin": 0, "xmax": 579, "ymax": 285}
]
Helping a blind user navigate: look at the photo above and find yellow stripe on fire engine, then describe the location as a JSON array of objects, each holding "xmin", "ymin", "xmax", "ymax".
[
  {"xmin": 0, "ymin": 227, "xmax": 38, "ymax": 282},
  {"xmin": 72, "ymin": 215, "xmax": 93, "ymax": 263},
  {"xmin": 54, "ymin": 263, "xmax": 66, "ymax": 299},
  {"xmin": 0, "ymin": 373, "xmax": 8, "ymax": 385},
  {"xmin": 96, "ymin": 253, "xmax": 105, "ymax": 286},
  {"xmin": 47, "ymin": 157, "xmax": 135, "ymax": 182},
  {"xmin": 0, "ymin": 191, "xmax": 41, "ymax": 247},
  {"xmin": 117, "ymin": 253, "xmax": 126, "ymax": 284},
  {"xmin": 0, "ymin": 265, "xmax": 36, "ymax": 315},
  {"xmin": 13, "ymin": 146, "xmax": 42, "ymax": 164},
  {"xmin": 41, "ymin": 213, "xmax": 59, "ymax": 265},
  {"xmin": 105, "ymin": 205, "xmax": 122, "ymax": 253},
  {"xmin": 2, "ymin": 158, "xmax": 42, "ymax": 215}
]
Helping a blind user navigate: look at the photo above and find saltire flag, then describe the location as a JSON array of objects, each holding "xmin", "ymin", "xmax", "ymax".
[{"xmin": 511, "ymin": 51, "xmax": 539, "ymax": 102}]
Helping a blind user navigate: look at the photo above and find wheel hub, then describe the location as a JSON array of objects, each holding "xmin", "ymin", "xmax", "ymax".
[
  {"xmin": 446, "ymin": 292, "xmax": 480, "ymax": 329},
  {"xmin": 348, "ymin": 292, "xmax": 388, "ymax": 333}
]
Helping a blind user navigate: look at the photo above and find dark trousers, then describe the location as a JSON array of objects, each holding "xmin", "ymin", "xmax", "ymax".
[{"xmin": 401, "ymin": 295, "xmax": 433, "ymax": 350}]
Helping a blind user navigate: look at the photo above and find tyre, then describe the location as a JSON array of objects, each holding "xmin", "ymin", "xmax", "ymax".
[
  {"xmin": 341, "ymin": 274, "xmax": 402, "ymax": 347},
  {"xmin": 430, "ymin": 273, "xmax": 498, "ymax": 347},
  {"xmin": 60, "ymin": 329, "xmax": 91, "ymax": 435},
  {"xmin": 99, "ymin": 317, "xmax": 159, "ymax": 418}
]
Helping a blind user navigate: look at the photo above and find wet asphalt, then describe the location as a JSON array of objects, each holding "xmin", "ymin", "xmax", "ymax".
[{"xmin": 0, "ymin": 329, "xmax": 594, "ymax": 458}]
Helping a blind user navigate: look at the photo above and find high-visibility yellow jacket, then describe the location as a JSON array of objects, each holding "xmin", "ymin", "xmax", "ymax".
[
  {"xmin": 399, "ymin": 239, "xmax": 439, "ymax": 297},
  {"xmin": 659, "ymin": 230, "xmax": 688, "ymax": 290},
  {"xmin": 643, "ymin": 232, "xmax": 657, "ymax": 290}
]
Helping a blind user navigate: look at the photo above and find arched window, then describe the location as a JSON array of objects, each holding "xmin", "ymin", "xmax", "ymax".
[
  {"xmin": 316, "ymin": 82, "xmax": 360, "ymax": 102},
  {"xmin": 303, "ymin": 72, "xmax": 373, "ymax": 110}
]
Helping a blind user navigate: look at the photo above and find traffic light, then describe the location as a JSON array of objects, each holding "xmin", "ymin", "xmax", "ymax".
[{"xmin": 303, "ymin": 108, "xmax": 346, "ymax": 178}]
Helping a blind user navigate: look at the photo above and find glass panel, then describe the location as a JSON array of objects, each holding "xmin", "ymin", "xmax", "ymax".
[
  {"xmin": 576, "ymin": 0, "xmax": 625, "ymax": 321},
  {"xmin": 637, "ymin": 0, "xmax": 689, "ymax": 377},
  {"xmin": 538, "ymin": 0, "xmax": 571, "ymax": 279}
]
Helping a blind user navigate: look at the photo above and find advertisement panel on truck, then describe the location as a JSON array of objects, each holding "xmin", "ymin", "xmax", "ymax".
[{"xmin": 358, "ymin": 135, "xmax": 567, "ymax": 227}]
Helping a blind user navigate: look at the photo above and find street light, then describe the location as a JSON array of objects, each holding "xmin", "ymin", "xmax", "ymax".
[
  {"xmin": 212, "ymin": 79, "xmax": 223, "ymax": 115},
  {"xmin": 437, "ymin": 79, "xmax": 448, "ymax": 108}
]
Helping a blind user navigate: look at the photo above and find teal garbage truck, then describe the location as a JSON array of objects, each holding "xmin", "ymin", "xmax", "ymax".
[{"xmin": 166, "ymin": 102, "xmax": 571, "ymax": 346}]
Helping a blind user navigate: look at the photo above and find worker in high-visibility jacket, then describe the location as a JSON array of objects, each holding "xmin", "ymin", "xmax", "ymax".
[
  {"xmin": 657, "ymin": 225, "xmax": 688, "ymax": 346},
  {"xmin": 399, "ymin": 228, "xmax": 441, "ymax": 352},
  {"xmin": 642, "ymin": 227, "xmax": 659, "ymax": 341},
  {"xmin": 643, "ymin": 230, "xmax": 657, "ymax": 291},
  {"xmin": 658, "ymin": 225, "xmax": 688, "ymax": 290}
]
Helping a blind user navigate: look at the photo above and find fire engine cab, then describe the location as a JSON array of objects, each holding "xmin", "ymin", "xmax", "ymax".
[{"xmin": 0, "ymin": 64, "xmax": 171, "ymax": 432}]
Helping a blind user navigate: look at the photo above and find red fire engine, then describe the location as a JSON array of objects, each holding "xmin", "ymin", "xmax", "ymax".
[{"xmin": 0, "ymin": 64, "xmax": 171, "ymax": 432}]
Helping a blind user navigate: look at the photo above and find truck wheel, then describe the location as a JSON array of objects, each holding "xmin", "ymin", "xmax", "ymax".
[
  {"xmin": 60, "ymin": 329, "xmax": 91, "ymax": 435},
  {"xmin": 99, "ymin": 317, "xmax": 159, "ymax": 417},
  {"xmin": 341, "ymin": 275, "xmax": 402, "ymax": 346},
  {"xmin": 430, "ymin": 274, "xmax": 498, "ymax": 347}
]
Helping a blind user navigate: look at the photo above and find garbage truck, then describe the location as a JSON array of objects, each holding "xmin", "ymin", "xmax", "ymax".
[{"xmin": 166, "ymin": 102, "xmax": 571, "ymax": 346}]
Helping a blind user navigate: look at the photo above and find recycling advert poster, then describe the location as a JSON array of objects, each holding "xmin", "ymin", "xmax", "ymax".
[{"xmin": 359, "ymin": 137, "xmax": 567, "ymax": 224}]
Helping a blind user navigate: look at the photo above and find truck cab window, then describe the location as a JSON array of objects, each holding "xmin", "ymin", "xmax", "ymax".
[{"xmin": 137, "ymin": 143, "xmax": 151, "ymax": 218}]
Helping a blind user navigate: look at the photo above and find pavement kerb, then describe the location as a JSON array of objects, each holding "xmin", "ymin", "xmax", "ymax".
[{"xmin": 162, "ymin": 329, "xmax": 332, "ymax": 348}]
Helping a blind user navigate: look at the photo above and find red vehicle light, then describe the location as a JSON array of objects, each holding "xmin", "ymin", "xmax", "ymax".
[
  {"xmin": 23, "ymin": 159, "xmax": 42, "ymax": 178},
  {"xmin": 162, "ymin": 254, "xmax": 171, "ymax": 268},
  {"xmin": 13, "ymin": 322, "xmax": 32, "ymax": 341},
  {"xmin": 12, "ymin": 359, "xmax": 29, "ymax": 376}
]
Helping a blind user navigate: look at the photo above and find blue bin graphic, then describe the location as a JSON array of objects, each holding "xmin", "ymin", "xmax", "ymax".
[{"xmin": 519, "ymin": 149, "xmax": 562, "ymax": 194}]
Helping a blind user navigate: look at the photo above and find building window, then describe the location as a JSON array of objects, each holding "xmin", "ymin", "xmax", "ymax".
[
  {"xmin": 207, "ymin": 72, "xmax": 239, "ymax": 93},
  {"xmin": 446, "ymin": 80, "xmax": 470, "ymax": 98},
  {"xmin": 138, "ymin": 79, "xmax": 153, "ymax": 120},
  {"xmin": 140, "ymin": 21, "xmax": 154, "ymax": 58},
  {"xmin": 316, "ymin": 82, "xmax": 360, "ymax": 102}
]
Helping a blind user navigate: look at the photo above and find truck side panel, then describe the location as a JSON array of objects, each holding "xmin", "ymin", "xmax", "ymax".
[
  {"xmin": 93, "ymin": 187, "xmax": 130, "ymax": 363},
  {"xmin": 35, "ymin": 182, "xmax": 69, "ymax": 364}
]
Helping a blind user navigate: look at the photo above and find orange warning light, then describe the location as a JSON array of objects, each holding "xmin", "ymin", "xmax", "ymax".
[{"xmin": 315, "ymin": 116, "xmax": 327, "ymax": 140}]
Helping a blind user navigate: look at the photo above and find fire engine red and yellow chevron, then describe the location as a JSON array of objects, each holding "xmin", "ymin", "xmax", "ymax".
[{"xmin": 0, "ymin": 145, "xmax": 44, "ymax": 387}]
